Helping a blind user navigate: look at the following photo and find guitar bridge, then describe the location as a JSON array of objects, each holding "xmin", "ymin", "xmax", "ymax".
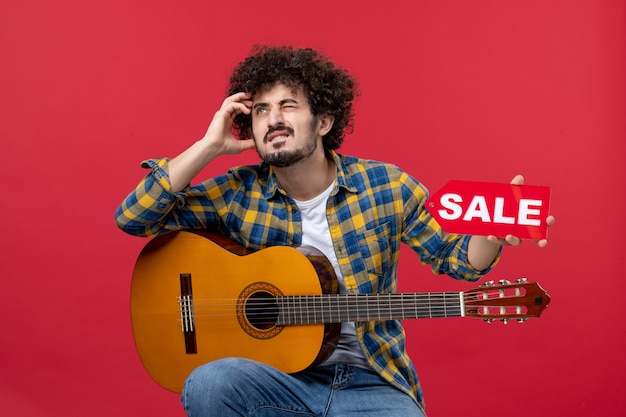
[{"xmin": 178, "ymin": 273, "xmax": 197, "ymax": 354}]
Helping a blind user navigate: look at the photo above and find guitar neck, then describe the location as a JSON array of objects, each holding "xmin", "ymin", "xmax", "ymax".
[{"xmin": 276, "ymin": 292, "xmax": 463, "ymax": 325}]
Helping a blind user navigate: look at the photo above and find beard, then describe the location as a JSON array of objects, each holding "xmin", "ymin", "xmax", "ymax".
[
  {"xmin": 259, "ymin": 144, "xmax": 316, "ymax": 167},
  {"xmin": 261, "ymin": 150, "xmax": 309, "ymax": 167},
  {"xmin": 255, "ymin": 119, "xmax": 319, "ymax": 168}
]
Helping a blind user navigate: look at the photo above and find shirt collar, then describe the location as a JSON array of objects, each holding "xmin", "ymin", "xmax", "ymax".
[
  {"xmin": 262, "ymin": 150, "xmax": 358, "ymax": 200},
  {"xmin": 329, "ymin": 150, "xmax": 358, "ymax": 195}
]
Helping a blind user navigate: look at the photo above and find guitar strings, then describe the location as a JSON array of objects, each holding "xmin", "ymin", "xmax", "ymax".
[
  {"xmin": 186, "ymin": 292, "xmax": 516, "ymax": 304},
  {"xmin": 174, "ymin": 293, "xmax": 525, "ymax": 321},
  {"xmin": 185, "ymin": 292, "xmax": 520, "ymax": 308}
]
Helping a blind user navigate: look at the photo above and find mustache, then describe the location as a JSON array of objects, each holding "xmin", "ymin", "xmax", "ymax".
[{"xmin": 264, "ymin": 125, "xmax": 294, "ymax": 142}]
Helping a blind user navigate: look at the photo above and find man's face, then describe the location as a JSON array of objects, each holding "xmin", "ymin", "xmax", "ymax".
[{"xmin": 250, "ymin": 82, "xmax": 321, "ymax": 167}]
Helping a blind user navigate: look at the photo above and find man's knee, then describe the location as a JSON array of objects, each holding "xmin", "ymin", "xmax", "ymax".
[
  {"xmin": 182, "ymin": 358, "xmax": 254, "ymax": 415},
  {"xmin": 184, "ymin": 358, "xmax": 250, "ymax": 393}
]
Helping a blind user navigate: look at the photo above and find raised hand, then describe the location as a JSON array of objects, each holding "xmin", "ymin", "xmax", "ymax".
[
  {"xmin": 485, "ymin": 174, "xmax": 556, "ymax": 248},
  {"xmin": 168, "ymin": 92, "xmax": 257, "ymax": 192},
  {"xmin": 201, "ymin": 92, "xmax": 256, "ymax": 156}
]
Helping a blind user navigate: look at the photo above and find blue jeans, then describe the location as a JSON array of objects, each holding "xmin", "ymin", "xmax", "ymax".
[{"xmin": 181, "ymin": 358, "xmax": 426, "ymax": 417}]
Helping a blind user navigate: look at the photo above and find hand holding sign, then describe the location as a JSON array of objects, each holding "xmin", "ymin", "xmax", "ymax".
[{"xmin": 426, "ymin": 175, "xmax": 555, "ymax": 246}]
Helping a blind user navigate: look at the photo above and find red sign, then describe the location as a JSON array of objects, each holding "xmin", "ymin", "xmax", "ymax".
[{"xmin": 425, "ymin": 180, "xmax": 551, "ymax": 240}]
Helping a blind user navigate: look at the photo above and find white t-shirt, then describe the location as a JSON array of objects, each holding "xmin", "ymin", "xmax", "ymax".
[{"xmin": 293, "ymin": 183, "xmax": 370, "ymax": 369}]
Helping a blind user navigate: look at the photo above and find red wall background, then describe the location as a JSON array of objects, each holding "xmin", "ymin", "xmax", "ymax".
[{"xmin": 1, "ymin": 1, "xmax": 624, "ymax": 416}]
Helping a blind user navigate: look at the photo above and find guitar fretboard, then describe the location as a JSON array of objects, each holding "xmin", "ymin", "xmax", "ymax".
[{"xmin": 276, "ymin": 292, "xmax": 464, "ymax": 325}]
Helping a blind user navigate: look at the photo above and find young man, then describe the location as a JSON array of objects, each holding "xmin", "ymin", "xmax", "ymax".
[{"xmin": 116, "ymin": 45, "xmax": 553, "ymax": 417}]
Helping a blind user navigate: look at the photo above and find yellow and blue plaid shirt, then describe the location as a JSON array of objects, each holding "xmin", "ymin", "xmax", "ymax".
[{"xmin": 116, "ymin": 150, "xmax": 498, "ymax": 407}]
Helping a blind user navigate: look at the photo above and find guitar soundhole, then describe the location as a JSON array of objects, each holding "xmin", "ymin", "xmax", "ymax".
[
  {"xmin": 246, "ymin": 292, "xmax": 279, "ymax": 329},
  {"xmin": 237, "ymin": 282, "xmax": 284, "ymax": 340}
]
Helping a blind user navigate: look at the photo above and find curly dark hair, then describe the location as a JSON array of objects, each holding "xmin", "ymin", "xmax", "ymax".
[{"xmin": 228, "ymin": 45, "xmax": 358, "ymax": 151}]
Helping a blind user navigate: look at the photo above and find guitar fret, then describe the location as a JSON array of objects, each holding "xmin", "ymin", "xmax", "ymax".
[
  {"xmin": 413, "ymin": 294, "xmax": 419, "ymax": 318},
  {"xmin": 443, "ymin": 295, "xmax": 448, "ymax": 317},
  {"xmin": 428, "ymin": 293, "xmax": 432, "ymax": 318}
]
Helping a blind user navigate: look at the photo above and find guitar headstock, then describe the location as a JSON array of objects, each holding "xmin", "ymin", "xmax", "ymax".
[{"xmin": 464, "ymin": 279, "xmax": 550, "ymax": 323}]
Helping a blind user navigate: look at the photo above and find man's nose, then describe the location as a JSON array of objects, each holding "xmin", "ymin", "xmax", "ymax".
[{"xmin": 267, "ymin": 107, "xmax": 284, "ymax": 127}]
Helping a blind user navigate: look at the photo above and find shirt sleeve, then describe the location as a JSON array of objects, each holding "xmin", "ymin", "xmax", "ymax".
[
  {"xmin": 400, "ymin": 172, "xmax": 501, "ymax": 281},
  {"xmin": 114, "ymin": 158, "xmax": 212, "ymax": 236}
]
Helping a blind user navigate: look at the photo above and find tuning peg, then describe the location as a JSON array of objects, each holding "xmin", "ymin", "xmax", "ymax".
[
  {"xmin": 517, "ymin": 318, "xmax": 527, "ymax": 323},
  {"xmin": 516, "ymin": 278, "xmax": 528, "ymax": 283},
  {"xmin": 481, "ymin": 280, "xmax": 495, "ymax": 287},
  {"xmin": 499, "ymin": 279, "xmax": 511, "ymax": 285},
  {"xmin": 484, "ymin": 319, "xmax": 494, "ymax": 323},
  {"xmin": 501, "ymin": 319, "xmax": 509, "ymax": 324}
]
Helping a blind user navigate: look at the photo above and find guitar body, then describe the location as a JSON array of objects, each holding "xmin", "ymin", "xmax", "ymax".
[{"xmin": 130, "ymin": 231, "xmax": 340, "ymax": 393}]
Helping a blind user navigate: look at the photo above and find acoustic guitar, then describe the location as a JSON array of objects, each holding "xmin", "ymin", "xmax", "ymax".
[{"xmin": 130, "ymin": 230, "xmax": 550, "ymax": 392}]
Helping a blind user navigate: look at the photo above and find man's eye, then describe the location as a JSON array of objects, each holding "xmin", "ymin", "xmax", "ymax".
[{"xmin": 255, "ymin": 108, "xmax": 267, "ymax": 114}]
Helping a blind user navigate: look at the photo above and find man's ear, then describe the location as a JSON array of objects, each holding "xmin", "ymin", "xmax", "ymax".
[{"xmin": 317, "ymin": 114, "xmax": 335, "ymax": 137}]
